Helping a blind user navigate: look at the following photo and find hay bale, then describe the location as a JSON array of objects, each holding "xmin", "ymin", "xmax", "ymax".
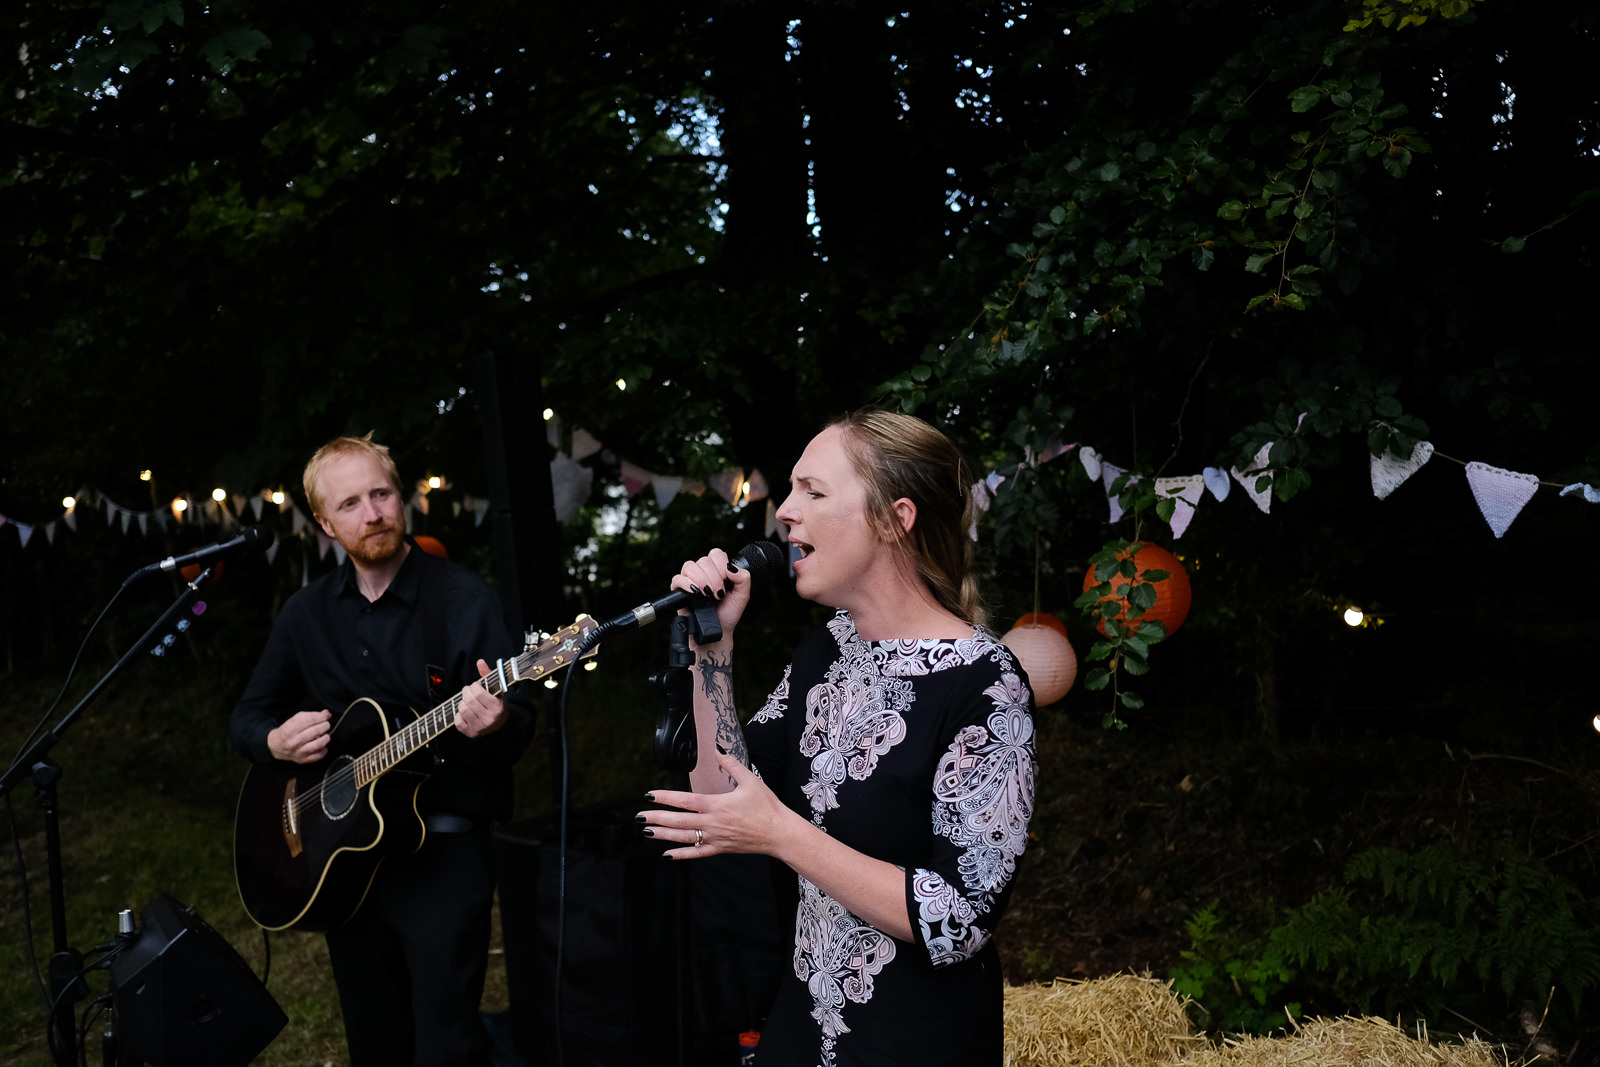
[
  {"xmin": 1182, "ymin": 1016, "xmax": 1516, "ymax": 1067},
  {"xmin": 1004, "ymin": 974, "xmax": 1202, "ymax": 1067}
]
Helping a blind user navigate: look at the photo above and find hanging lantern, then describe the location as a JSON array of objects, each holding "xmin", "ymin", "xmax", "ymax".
[
  {"xmin": 1013, "ymin": 612, "xmax": 1069, "ymax": 638},
  {"xmin": 1081, "ymin": 542, "xmax": 1192, "ymax": 639},
  {"xmin": 1002, "ymin": 615, "xmax": 1078, "ymax": 706}
]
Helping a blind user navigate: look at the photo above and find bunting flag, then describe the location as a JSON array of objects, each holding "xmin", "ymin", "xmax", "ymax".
[
  {"xmin": 570, "ymin": 428, "xmax": 602, "ymax": 461},
  {"xmin": 1560, "ymin": 483, "xmax": 1600, "ymax": 503},
  {"xmin": 708, "ymin": 468, "xmax": 744, "ymax": 506},
  {"xmin": 620, "ymin": 460, "xmax": 653, "ymax": 498},
  {"xmin": 1370, "ymin": 440, "xmax": 1434, "ymax": 500},
  {"xmin": 969, "ymin": 480, "xmax": 992, "ymax": 542},
  {"xmin": 1464, "ymin": 461, "xmax": 1539, "ymax": 539},
  {"xmin": 1230, "ymin": 444, "xmax": 1274, "ymax": 514},
  {"xmin": 1155, "ymin": 475, "xmax": 1204, "ymax": 539},
  {"xmin": 1079, "ymin": 445, "xmax": 1102, "ymax": 482},
  {"xmin": 1202, "ymin": 467, "xmax": 1231, "ymax": 503},
  {"xmin": 765, "ymin": 500, "xmax": 783, "ymax": 539},
  {"xmin": 549, "ymin": 451, "xmax": 594, "ymax": 525},
  {"xmin": 746, "ymin": 468, "xmax": 770, "ymax": 502},
  {"xmin": 1101, "ymin": 462, "xmax": 1137, "ymax": 523},
  {"xmin": 653, "ymin": 475, "xmax": 685, "ymax": 510}
]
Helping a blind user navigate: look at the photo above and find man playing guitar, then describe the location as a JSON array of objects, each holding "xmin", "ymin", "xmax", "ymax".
[{"xmin": 231, "ymin": 433, "xmax": 535, "ymax": 1066}]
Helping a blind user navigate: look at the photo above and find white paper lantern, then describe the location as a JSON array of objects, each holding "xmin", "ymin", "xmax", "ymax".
[{"xmin": 1002, "ymin": 620, "xmax": 1078, "ymax": 707}]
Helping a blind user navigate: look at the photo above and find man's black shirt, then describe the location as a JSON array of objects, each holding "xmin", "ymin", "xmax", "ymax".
[{"xmin": 230, "ymin": 544, "xmax": 535, "ymax": 823}]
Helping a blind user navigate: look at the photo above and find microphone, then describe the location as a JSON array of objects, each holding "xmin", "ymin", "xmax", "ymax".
[
  {"xmin": 584, "ymin": 541, "xmax": 788, "ymax": 647},
  {"xmin": 127, "ymin": 526, "xmax": 275, "ymax": 584}
]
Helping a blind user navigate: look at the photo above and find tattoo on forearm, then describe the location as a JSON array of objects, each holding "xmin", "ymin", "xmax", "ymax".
[{"xmin": 696, "ymin": 651, "xmax": 749, "ymax": 773}]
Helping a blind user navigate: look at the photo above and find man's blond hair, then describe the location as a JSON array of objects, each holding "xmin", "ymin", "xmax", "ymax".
[{"xmin": 302, "ymin": 433, "xmax": 403, "ymax": 519}]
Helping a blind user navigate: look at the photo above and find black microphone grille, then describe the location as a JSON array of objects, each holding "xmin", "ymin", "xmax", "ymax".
[
  {"xmin": 241, "ymin": 525, "xmax": 276, "ymax": 550},
  {"xmin": 736, "ymin": 541, "xmax": 788, "ymax": 584}
]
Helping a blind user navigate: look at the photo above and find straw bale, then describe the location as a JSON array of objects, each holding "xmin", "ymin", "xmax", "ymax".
[
  {"xmin": 1182, "ymin": 1016, "xmax": 1516, "ymax": 1067},
  {"xmin": 1004, "ymin": 974, "xmax": 1203, "ymax": 1067}
]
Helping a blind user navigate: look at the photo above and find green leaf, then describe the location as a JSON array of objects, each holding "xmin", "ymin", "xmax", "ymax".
[
  {"xmin": 1049, "ymin": 205, "xmax": 1067, "ymax": 225},
  {"xmin": 1244, "ymin": 253, "xmax": 1274, "ymax": 273},
  {"xmin": 1120, "ymin": 691, "xmax": 1146, "ymax": 709},
  {"xmin": 1500, "ymin": 236, "xmax": 1526, "ymax": 254},
  {"xmin": 1290, "ymin": 86, "xmax": 1323, "ymax": 113},
  {"xmin": 1217, "ymin": 200, "xmax": 1246, "ymax": 221}
]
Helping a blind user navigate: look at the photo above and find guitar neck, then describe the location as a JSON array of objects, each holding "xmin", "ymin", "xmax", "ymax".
[{"xmin": 350, "ymin": 617, "xmax": 596, "ymax": 789}]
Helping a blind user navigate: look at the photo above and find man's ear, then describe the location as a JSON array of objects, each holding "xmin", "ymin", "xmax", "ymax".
[
  {"xmin": 891, "ymin": 497, "xmax": 917, "ymax": 537},
  {"xmin": 313, "ymin": 513, "xmax": 334, "ymax": 539}
]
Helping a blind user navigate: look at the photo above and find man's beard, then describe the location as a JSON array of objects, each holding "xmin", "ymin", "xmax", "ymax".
[{"xmin": 344, "ymin": 524, "xmax": 405, "ymax": 566}]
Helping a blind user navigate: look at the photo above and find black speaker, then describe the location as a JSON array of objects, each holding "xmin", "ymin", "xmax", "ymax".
[
  {"xmin": 109, "ymin": 895, "xmax": 288, "ymax": 1067},
  {"xmin": 496, "ymin": 804, "xmax": 686, "ymax": 1067}
]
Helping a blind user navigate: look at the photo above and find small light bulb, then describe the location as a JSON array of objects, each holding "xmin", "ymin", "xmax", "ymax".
[
  {"xmin": 62, "ymin": 496, "xmax": 76, "ymax": 509},
  {"xmin": 212, "ymin": 488, "xmax": 227, "ymax": 502},
  {"xmin": 173, "ymin": 498, "xmax": 188, "ymax": 513},
  {"xmin": 271, "ymin": 490, "xmax": 285, "ymax": 506},
  {"xmin": 1593, "ymin": 715, "xmax": 1600, "ymax": 734},
  {"xmin": 615, "ymin": 378, "xmax": 626, "ymax": 391},
  {"xmin": 428, "ymin": 476, "xmax": 442, "ymax": 490},
  {"xmin": 1343, "ymin": 607, "xmax": 1364, "ymax": 627},
  {"xmin": 543, "ymin": 408, "xmax": 554, "ymax": 421},
  {"xmin": 139, "ymin": 470, "xmax": 153, "ymax": 482}
]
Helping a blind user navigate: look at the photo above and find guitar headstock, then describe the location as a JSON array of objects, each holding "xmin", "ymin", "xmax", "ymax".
[{"xmin": 514, "ymin": 615, "xmax": 600, "ymax": 685}]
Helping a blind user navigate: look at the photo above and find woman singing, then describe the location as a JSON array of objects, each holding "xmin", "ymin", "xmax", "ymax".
[{"xmin": 638, "ymin": 409, "xmax": 1037, "ymax": 1066}]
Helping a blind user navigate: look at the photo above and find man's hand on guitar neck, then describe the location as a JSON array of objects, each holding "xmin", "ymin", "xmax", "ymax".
[
  {"xmin": 455, "ymin": 659, "xmax": 510, "ymax": 738},
  {"xmin": 268, "ymin": 709, "xmax": 333, "ymax": 763}
]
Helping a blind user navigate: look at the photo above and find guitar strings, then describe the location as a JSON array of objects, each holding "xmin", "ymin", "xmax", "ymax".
[{"xmin": 280, "ymin": 628, "xmax": 587, "ymax": 821}]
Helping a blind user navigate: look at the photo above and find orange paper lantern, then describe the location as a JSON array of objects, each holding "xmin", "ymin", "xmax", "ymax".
[
  {"xmin": 1081, "ymin": 542, "xmax": 1191, "ymax": 639},
  {"xmin": 1002, "ymin": 616, "xmax": 1078, "ymax": 706}
]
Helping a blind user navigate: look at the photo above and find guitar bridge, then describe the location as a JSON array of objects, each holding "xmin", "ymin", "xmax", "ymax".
[{"xmin": 282, "ymin": 779, "xmax": 302, "ymax": 858}]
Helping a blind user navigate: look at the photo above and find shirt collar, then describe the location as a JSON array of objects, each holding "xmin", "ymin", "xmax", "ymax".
[{"xmin": 334, "ymin": 538, "xmax": 426, "ymax": 606}]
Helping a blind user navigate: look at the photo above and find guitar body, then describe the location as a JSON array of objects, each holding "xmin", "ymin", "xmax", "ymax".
[{"xmin": 234, "ymin": 698, "xmax": 429, "ymax": 932}]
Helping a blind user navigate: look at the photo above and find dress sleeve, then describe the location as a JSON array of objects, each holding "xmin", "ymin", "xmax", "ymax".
[{"xmin": 905, "ymin": 653, "xmax": 1037, "ymax": 968}]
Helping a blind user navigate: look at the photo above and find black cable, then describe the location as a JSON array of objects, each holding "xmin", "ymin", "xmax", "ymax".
[
  {"xmin": 260, "ymin": 926, "xmax": 272, "ymax": 986},
  {"xmin": 5, "ymin": 791, "xmax": 50, "ymax": 1012},
  {"xmin": 553, "ymin": 667, "xmax": 578, "ymax": 1067},
  {"xmin": 4, "ymin": 583, "xmax": 129, "ymax": 778}
]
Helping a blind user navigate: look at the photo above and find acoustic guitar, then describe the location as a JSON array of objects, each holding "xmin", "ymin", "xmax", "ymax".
[{"xmin": 233, "ymin": 616, "xmax": 598, "ymax": 932}]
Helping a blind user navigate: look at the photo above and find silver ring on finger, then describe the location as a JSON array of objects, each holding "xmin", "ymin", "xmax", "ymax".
[{"xmin": 695, "ymin": 828, "xmax": 704, "ymax": 848}]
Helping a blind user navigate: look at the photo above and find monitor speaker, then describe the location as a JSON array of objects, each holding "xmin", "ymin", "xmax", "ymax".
[{"xmin": 109, "ymin": 895, "xmax": 288, "ymax": 1067}]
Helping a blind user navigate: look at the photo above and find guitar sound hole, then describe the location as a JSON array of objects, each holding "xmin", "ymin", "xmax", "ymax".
[{"xmin": 321, "ymin": 756, "xmax": 359, "ymax": 820}]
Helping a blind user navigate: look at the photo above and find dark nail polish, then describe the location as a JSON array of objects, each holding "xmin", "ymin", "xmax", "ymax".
[
  {"xmin": 641, "ymin": 827, "xmax": 655, "ymax": 837},
  {"xmin": 715, "ymin": 742, "xmax": 728, "ymax": 755},
  {"xmin": 634, "ymin": 814, "xmax": 647, "ymax": 823},
  {"xmin": 643, "ymin": 792, "xmax": 656, "ymax": 802}
]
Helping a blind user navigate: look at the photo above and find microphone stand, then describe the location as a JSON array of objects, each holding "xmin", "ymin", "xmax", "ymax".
[
  {"xmin": 0, "ymin": 568, "xmax": 213, "ymax": 1067},
  {"xmin": 646, "ymin": 603, "xmax": 721, "ymax": 1067}
]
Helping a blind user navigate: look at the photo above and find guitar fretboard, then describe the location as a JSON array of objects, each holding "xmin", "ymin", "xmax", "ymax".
[{"xmin": 348, "ymin": 620, "xmax": 594, "ymax": 789}]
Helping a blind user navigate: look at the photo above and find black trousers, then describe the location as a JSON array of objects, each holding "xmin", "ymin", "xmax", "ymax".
[{"xmin": 325, "ymin": 828, "xmax": 495, "ymax": 1067}]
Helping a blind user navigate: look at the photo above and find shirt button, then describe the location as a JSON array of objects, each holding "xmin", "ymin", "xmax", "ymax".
[{"xmin": 362, "ymin": 649, "xmax": 369, "ymax": 657}]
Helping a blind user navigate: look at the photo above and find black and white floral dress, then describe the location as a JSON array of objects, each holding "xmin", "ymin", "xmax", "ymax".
[{"xmin": 745, "ymin": 611, "xmax": 1037, "ymax": 1066}]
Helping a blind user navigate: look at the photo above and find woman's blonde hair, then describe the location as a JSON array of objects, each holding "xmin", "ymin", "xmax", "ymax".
[
  {"xmin": 827, "ymin": 408, "xmax": 984, "ymax": 626},
  {"xmin": 302, "ymin": 432, "xmax": 402, "ymax": 519}
]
